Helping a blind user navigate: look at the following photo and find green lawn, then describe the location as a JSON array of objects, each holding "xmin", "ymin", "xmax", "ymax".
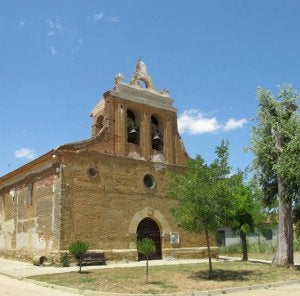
[{"xmin": 29, "ymin": 261, "xmax": 300, "ymax": 294}]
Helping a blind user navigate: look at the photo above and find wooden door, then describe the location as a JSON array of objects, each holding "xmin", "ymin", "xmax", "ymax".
[{"xmin": 137, "ymin": 218, "xmax": 162, "ymax": 260}]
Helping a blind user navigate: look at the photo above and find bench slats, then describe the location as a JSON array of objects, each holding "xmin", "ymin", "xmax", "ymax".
[{"xmin": 79, "ymin": 252, "xmax": 107, "ymax": 266}]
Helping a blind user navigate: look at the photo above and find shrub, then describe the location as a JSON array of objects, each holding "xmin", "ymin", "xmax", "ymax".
[
  {"xmin": 61, "ymin": 253, "xmax": 70, "ymax": 267},
  {"xmin": 137, "ymin": 238, "xmax": 156, "ymax": 283},
  {"xmin": 68, "ymin": 240, "xmax": 89, "ymax": 273}
]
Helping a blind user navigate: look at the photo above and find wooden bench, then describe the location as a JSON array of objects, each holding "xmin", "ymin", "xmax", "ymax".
[{"xmin": 79, "ymin": 252, "xmax": 107, "ymax": 266}]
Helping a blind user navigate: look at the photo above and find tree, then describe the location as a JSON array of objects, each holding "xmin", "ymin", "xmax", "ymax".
[
  {"xmin": 250, "ymin": 85, "xmax": 300, "ymax": 266},
  {"xmin": 226, "ymin": 174, "xmax": 265, "ymax": 261},
  {"xmin": 136, "ymin": 238, "xmax": 156, "ymax": 283},
  {"xmin": 68, "ymin": 240, "xmax": 89, "ymax": 273},
  {"xmin": 169, "ymin": 140, "xmax": 233, "ymax": 278}
]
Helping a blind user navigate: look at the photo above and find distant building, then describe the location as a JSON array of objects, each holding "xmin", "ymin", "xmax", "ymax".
[
  {"xmin": 216, "ymin": 226, "xmax": 277, "ymax": 248},
  {"xmin": 0, "ymin": 61, "xmax": 216, "ymax": 264}
]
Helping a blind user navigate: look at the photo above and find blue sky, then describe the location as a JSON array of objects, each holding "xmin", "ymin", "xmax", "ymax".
[{"xmin": 1, "ymin": 0, "xmax": 300, "ymax": 177}]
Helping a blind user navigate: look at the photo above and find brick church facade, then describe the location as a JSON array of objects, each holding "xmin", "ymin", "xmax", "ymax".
[{"xmin": 0, "ymin": 61, "xmax": 214, "ymax": 264}]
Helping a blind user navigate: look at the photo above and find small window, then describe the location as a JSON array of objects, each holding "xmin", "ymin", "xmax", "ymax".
[
  {"xmin": 143, "ymin": 174, "xmax": 155, "ymax": 189},
  {"xmin": 88, "ymin": 167, "xmax": 99, "ymax": 178},
  {"xmin": 27, "ymin": 183, "xmax": 33, "ymax": 206}
]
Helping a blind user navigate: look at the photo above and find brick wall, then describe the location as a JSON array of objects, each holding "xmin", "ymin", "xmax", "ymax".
[{"xmin": 59, "ymin": 151, "xmax": 211, "ymax": 260}]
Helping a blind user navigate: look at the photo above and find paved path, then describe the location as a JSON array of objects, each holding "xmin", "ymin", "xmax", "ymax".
[
  {"xmin": 0, "ymin": 257, "xmax": 299, "ymax": 295},
  {"xmin": 230, "ymin": 282, "xmax": 300, "ymax": 296},
  {"xmin": 0, "ymin": 274, "xmax": 78, "ymax": 296},
  {"xmin": 0, "ymin": 257, "xmax": 212, "ymax": 278}
]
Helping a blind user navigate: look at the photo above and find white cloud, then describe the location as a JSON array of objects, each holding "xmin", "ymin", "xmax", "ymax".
[
  {"xmin": 223, "ymin": 118, "xmax": 247, "ymax": 131},
  {"xmin": 107, "ymin": 16, "xmax": 119, "ymax": 23},
  {"xmin": 178, "ymin": 109, "xmax": 247, "ymax": 135},
  {"xmin": 46, "ymin": 16, "xmax": 62, "ymax": 36},
  {"xmin": 94, "ymin": 13, "xmax": 104, "ymax": 21},
  {"xmin": 178, "ymin": 110, "xmax": 221, "ymax": 135},
  {"xmin": 91, "ymin": 13, "xmax": 119, "ymax": 24},
  {"xmin": 51, "ymin": 46, "xmax": 56, "ymax": 55},
  {"xmin": 15, "ymin": 148, "xmax": 35, "ymax": 160},
  {"xmin": 18, "ymin": 20, "xmax": 25, "ymax": 28}
]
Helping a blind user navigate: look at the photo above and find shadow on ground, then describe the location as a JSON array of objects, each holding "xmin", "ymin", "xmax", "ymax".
[{"xmin": 190, "ymin": 269, "xmax": 257, "ymax": 281}]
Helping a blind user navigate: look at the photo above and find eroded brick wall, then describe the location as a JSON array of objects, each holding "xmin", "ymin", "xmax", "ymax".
[
  {"xmin": 0, "ymin": 167, "xmax": 61, "ymax": 261},
  {"xmin": 60, "ymin": 151, "xmax": 210, "ymax": 260}
]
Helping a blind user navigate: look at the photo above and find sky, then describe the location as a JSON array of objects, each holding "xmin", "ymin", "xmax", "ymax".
[{"xmin": 1, "ymin": 0, "xmax": 300, "ymax": 177}]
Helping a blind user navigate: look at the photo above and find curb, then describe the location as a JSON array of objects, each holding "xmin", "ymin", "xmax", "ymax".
[{"xmin": 22, "ymin": 278, "xmax": 300, "ymax": 296}]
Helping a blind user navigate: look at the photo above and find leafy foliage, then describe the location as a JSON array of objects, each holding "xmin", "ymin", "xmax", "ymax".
[
  {"xmin": 226, "ymin": 174, "xmax": 265, "ymax": 260},
  {"xmin": 169, "ymin": 140, "xmax": 235, "ymax": 278},
  {"xmin": 251, "ymin": 85, "xmax": 300, "ymax": 206},
  {"xmin": 137, "ymin": 238, "xmax": 156, "ymax": 258},
  {"xmin": 137, "ymin": 238, "xmax": 156, "ymax": 283},
  {"xmin": 170, "ymin": 141, "xmax": 232, "ymax": 233},
  {"xmin": 250, "ymin": 85, "xmax": 300, "ymax": 265},
  {"xmin": 68, "ymin": 240, "xmax": 89, "ymax": 273}
]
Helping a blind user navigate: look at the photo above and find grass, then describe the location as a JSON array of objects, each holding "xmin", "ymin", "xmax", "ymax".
[
  {"xmin": 219, "ymin": 240, "xmax": 300, "ymax": 261},
  {"xmin": 29, "ymin": 261, "xmax": 300, "ymax": 294}
]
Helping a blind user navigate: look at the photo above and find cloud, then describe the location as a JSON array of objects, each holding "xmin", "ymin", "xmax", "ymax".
[
  {"xmin": 15, "ymin": 148, "xmax": 35, "ymax": 160},
  {"xmin": 51, "ymin": 46, "xmax": 56, "ymax": 55},
  {"xmin": 46, "ymin": 16, "xmax": 62, "ymax": 36},
  {"xmin": 107, "ymin": 16, "xmax": 119, "ymax": 23},
  {"xmin": 223, "ymin": 118, "xmax": 247, "ymax": 131},
  {"xmin": 18, "ymin": 20, "xmax": 25, "ymax": 28},
  {"xmin": 178, "ymin": 110, "xmax": 221, "ymax": 135},
  {"xmin": 92, "ymin": 13, "xmax": 119, "ymax": 23},
  {"xmin": 178, "ymin": 109, "xmax": 247, "ymax": 135},
  {"xmin": 94, "ymin": 13, "xmax": 104, "ymax": 21}
]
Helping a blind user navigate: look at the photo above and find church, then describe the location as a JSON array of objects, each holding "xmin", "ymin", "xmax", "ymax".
[{"xmin": 0, "ymin": 61, "xmax": 215, "ymax": 264}]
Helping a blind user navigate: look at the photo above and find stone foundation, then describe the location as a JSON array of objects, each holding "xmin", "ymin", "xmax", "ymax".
[{"xmin": 1, "ymin": 246, "xmax": 219, "ymax": 267}]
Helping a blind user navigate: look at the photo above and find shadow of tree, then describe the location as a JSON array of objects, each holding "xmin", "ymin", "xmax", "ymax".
[
  {"xmin": 80, "ymin": 271, "xmax": 92, "ymax": 274},
  {"xmin": 190, "ymin": 269, "xmax": 258, "ymax": 281}
]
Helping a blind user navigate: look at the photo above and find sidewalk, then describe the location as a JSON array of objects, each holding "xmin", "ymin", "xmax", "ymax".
[
  {"xmin": 0, "ymin": 257, "xmax": 212, "ymax": 278},
  {"xmin": 0, "ymin": 256, "xmax": 299, "ymax": 296}
]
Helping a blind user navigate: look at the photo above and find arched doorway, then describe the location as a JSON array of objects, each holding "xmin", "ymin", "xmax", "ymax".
[{"xmin": 137, "ymin": 218, "xmax": 162, "ymax": 261}]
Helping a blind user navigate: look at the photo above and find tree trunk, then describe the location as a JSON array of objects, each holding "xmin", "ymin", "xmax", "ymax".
[
  {"xmin": 204, "ymin": 227, "xmax": 213, "ymax": 279},
  {"xmin": 273, "ymin": 177, "xmax": 294, "ymax": 266},
  {"xmin": 79, "ymin": 255, "xmax": 82, "ymax": 273},
  {"xmin": 240, "ymin": 231, "xmax": 248, "ymax": 261},
  {"xmin": 146, "ymin": 258, "xmax": 149, "ymax": 283}
]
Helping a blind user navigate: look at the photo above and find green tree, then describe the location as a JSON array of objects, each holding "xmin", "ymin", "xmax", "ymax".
[
  {"xmin": 226, "ymin": 174, "xmax": 265, "ymax": 261},
  {"xmin": 250, "ymin": 85, "xmax": 300, "ymax": 265},
  {"xmin": 169, "ymin": 140, "xmax": 233, "ymax": 279},
  {"xmin": 136, "ymin": 238, "xmax": 156, "ymax": 283},
  {"xmin": 68, "ymin": 240, "xmax": 89, "ymax": 273}
]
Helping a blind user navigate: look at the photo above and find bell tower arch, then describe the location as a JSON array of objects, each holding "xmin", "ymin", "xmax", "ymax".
[{"xmin": 89, "ymin": 60, "xmax": 188, "ymax": 166}]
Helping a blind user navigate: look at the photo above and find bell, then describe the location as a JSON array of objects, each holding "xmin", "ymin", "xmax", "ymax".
[
  {"xmin": 152, "ymin": 132, "xmax": 161, "ymax": 149},
  {"xmin": 128, "ymin": 127, "xmax": 139, "ymax": 144},
  {"xmin": 129, "ymin": 127, "xmax": 138, "ymax": 135}
]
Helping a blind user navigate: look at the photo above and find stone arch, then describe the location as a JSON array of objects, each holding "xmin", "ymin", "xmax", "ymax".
[
  {"xmin": 150, "ymin": 114, "xmax": 164, "ymax": 151},
  {"xmin": 137, "ymin": 217, "xmax": 162, "ymax": 260},
  {"xmin": 128, "ymin": 207, "xmax": 171, "ymax": 236},
  {"xmin": 130, "ymin": 60, "xmax": 156, "ymax": 90},
  {"xmin": 127, "ymin": 109, "xmax": 140, "ymax": 144}
]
